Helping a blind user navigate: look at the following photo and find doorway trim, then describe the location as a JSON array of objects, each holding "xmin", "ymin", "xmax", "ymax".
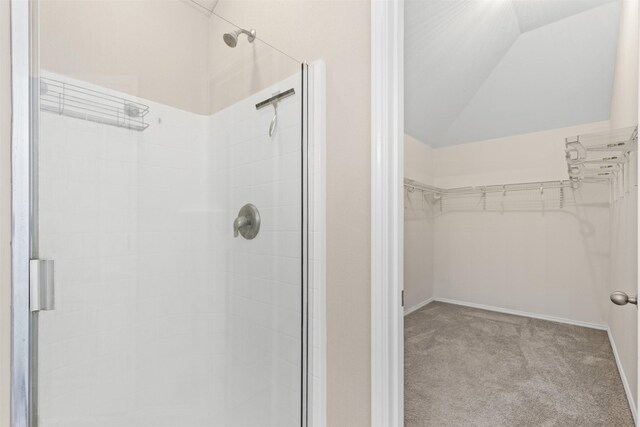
[{"xmin": 371, "ymin": 1, "xmax": 404, "ymax": 426}]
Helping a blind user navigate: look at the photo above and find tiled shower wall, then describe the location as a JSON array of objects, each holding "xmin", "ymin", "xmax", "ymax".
[
  {"xmin": 215, "ymin": 73, "xmax": 303, "ymax": 427},
  {"xmin": 38, "ymin": 75, "xmax": 214, "ymax": 427},
  {"xmin": 37, "ymin": 71, "xmax": 306, "ymax": 427}
]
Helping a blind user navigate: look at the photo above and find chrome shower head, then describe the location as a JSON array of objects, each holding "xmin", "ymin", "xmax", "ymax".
[
  {"xmin": 223, "ymin": 31, "xmax": 238, "ymax": 47},
  {"xmin": 223, "ymin": 28, "xmax": 256, "ymax": 48}
]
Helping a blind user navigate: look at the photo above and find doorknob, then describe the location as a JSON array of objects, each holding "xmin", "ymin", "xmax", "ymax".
[{"xmin": 610, "ymin": 291, "xmax": 638, "ymax": 306}]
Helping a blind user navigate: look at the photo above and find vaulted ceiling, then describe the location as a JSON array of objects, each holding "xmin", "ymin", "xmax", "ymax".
[{"xmin": 405, "ymin": 0, "xmax": 621, "ymax": 147}]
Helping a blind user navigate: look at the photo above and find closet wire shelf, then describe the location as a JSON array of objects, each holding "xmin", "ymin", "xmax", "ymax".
[
  {"xmin": 405, "ymin": 126, "xmax": 638, "ymax": 213},
  {"xmin": 565, "ymin": 126, "xmax": 637, "ymax": 183},
  {"xmin": 40, "ymin": 77, "xmax": 150, "ymax": 131},
  {"xmin": 404, "ymin": 179, "xmax": 581, "ymax": 213}
]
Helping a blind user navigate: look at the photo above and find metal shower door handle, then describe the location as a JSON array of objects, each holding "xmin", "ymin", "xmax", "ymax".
[
  {"xmin": 610, "ymin": 291, "xmax": 638, "ymax": 306},
  {"xmin": 30, "ymin": 259, "xmax": 55, "ymax": 311}
]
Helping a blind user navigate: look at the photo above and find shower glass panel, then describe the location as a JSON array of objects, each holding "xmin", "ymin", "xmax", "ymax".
[{"xmin": 34, "ymin": 1, "xmax": 306, "ymax": 426}]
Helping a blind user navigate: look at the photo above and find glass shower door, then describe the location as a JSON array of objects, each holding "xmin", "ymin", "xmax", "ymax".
[{"xmin": 33, "ymin": 2, "xmax": 306, "ymax": 426}]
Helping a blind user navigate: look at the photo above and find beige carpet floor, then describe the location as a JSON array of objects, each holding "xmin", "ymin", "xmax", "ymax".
[{"xmin": 405, "ymin": 302, "xmax": 634, "ymax": 427}]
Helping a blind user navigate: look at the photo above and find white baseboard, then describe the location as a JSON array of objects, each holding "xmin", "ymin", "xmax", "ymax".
[
  {"xmin": 404, "ymin": 296, "xmax": 435, "ymax": 316},
  {"xmin": 607, "ymin": 327, "xmax": 638, "ymax": 425},
  {"xmin": 433, "ymin": 297, "xmax": 608, "ymax": 330}
]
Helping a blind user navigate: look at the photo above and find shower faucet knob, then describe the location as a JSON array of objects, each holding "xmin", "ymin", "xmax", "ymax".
[{"xmin": 233, "ymin": 204, "xmax": 261, "ymax": 240}]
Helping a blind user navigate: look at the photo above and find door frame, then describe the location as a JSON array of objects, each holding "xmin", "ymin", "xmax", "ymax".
[{"xmin": 370, "ymin": 1, "xmax": 404, "ymax": 426}]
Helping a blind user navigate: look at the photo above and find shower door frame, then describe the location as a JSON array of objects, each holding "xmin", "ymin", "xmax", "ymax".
[
  {"xmin": 10, "ymin": 1, "xmax": 316, "ymax": 425},
  {"xmin": 10, "ymin": 0, "xmax": 36, "ymax": 426}
]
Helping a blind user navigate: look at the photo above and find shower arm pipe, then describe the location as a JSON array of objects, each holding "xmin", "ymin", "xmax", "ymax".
[{"xmin": 237, "ymin": 28, "xmax": 256, "ymax": 42}]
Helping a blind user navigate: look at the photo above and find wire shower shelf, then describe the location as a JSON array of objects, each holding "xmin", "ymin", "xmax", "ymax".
[{"xmin": 40, "ymin": 77, "xmax": 150, "ymax": 131}]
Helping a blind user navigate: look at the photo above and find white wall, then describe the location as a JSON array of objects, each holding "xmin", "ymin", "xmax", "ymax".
[
  {"xmin": 40, "ymin": 0, "xmax": 211, "ymax": 114},
  {"xmin": 404, "ymin": 134, "xmax": 434, "ymax": 312},
  {"xmin": 610, "ymin": 0, "xmax": 639, "ymax": 129},
  {"xmin": 405, "ymin": 134, "xmax": 433, "ymax": 185},
  {"xmin": 432, "ymin": 122, "xmax": 611, "ymax": 325},
  {"xmin": 433, "ymin": 121, "xmax": 610, "ymax": 188},
  {"xmin": 608, "ymin": 0, "xmax": 639, "ymax": 410}
]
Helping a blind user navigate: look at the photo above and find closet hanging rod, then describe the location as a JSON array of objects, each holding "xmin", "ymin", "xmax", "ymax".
[
  {"xmin": 447, "ymin": 181, "xmax": 571, "ymax": 195},
  {"xmin": 404, "ymin": 178, "xmax": 607, "ymax": 197}
]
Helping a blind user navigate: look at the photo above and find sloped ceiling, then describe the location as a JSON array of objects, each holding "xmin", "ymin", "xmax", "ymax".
[{"xmin": 405, "ymin": 0, "xmax": 621, "ymax": 147}]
